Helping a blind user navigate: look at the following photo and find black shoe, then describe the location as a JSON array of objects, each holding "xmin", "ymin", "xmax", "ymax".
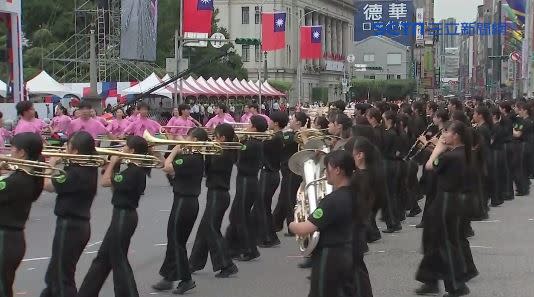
[
  {"xmin": 236, "ymin": 252, "xmax": 260, "ymax": 262},
  {"xmin": 298, "ymin": 258, "xmax": 313, "ymax": 269},
  {"xmin": 152, "ymin": 279, "xmax": 173, "ymax": 291},
  {"xmin": 382, "ymin": 225, "xmax": 402, "ymax": 233},
  {"xmin": 465, "ymin": 228, "xmax": 475, "ymax": 238},
  {"xmin": 516, "ymin": 191, "xmax": 529, "ymax": 196},
  {"xmin": 367, "ymin": 234, "xmax": 382, "ymax": 243},
  {"xmin": 415, "ymin": 283, "xmax": 439, "ymax": 295},
  {"xmin": 215, "ymin": 264, "xmax": 238, "ymax": 278},
  {"xmin": 189, "ymin": 264, "xmax": 202, "ymax": 274},
  {"xmin": 408, "ymin": 208, "xmax": 422, "ymax": 217},
  {"xmin": 172, "ymin": 280, "xmax": 196, "ymax": 295},
  {"xmin": 491, "ymin": 201, "xmax": 503, "ymax": 207},
  {"xmin": 443, "ymin": 285, "xmax": 470, "ymax": 297},
  {"xmin": 258, "ymin": 238, "xmax": 280, "ymax": 248},
  {"xmin": 415, "ymin": 222, "xmax": 424, "ymax": 229}
]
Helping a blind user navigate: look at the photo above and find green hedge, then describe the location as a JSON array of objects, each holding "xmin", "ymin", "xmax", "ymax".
[{"xmin": 350, "ymin": 79, "xmax": 416, "ymax": 101}]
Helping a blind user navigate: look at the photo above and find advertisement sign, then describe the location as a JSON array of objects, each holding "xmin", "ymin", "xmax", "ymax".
[
  {"xmin": 354, "ymin": 0, "xmax": 415, "ymax": 46},
  {"xmin": 415, "ymin": 8, "xmax": 424, "ymax": 44}
]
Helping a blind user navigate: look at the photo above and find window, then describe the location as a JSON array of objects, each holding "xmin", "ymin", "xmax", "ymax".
[
  {"xmin": 363, "ymin": 54, "xmax": 375, "ymax": 62},
  {"xmin": 387, "ymin": 74, "xmax": 395, "ymax": 80},
  {"xmin": 387, "ymin": 53, "xmax": 402, "ymax": 65},
  {"xmin": 255, "ymin": 6, "xmax": 261, "ymax": 24},
  {"xmin": 242, "ymin": 7, "xmax": 250, "ymax": 24},
  {"xmin": 364, "ymin": 75, "xmax": 376, "ymax": 79},
  {"xmin": 397, "ymin": 75, "xmax": 401, "ymax": 79},
  {"xmin": 242, "ymin": 45, "xmax": 250, "ymax": 62},
  {"xmin": 255, "ymin": 45, "xmax": 262, "ymax": 62}
]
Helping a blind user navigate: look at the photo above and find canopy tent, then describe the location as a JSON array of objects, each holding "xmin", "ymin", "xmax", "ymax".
[
  {"xmin": 26, "ymin": 71, "xmax": 71, "ymax": 97},
  {"xmin": 0, "ymin": 80, "xmax": 6, "ymax": 97},
  {"xmin": 121, "ymin": 73, "xmax": 173, "ymax": 98}
]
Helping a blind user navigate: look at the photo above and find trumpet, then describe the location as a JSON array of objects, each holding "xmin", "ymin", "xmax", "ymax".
[
  {"xmin": 159, "ymin": 126, "xmax": 213, "ymax": 138},
  {"xmin": 235, "ymin": 131, "xmax": 273, "ymax": 141},
  {"xmin": 42, "ymin": 149, "xmax": 108, "ymax": 167},
  {"xmin": 0, "ymin": 155, "xmax": 66, "ymax": 179},
  {"xmin": 95, "ymin": 147, "xmax": 162, "ymax": 168},
  {"xmin": 144, "ymin": 130, "xmax": 225, "ymax": 155},
  {"xmin": 295, "ymin": 128, "xmax": 328, "ymax": 144}
]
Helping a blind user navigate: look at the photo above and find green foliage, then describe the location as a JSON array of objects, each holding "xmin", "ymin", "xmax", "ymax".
[
  {"xmin": 268, "ymin": 80, "xmax": 292, "ymax": 93},
  {"xmin": 311, "ymin": 87, "xmax": 329, "ymax": 104},
  {"xmin": 350, "ymin": 79, "xmax": 416, "ymax": 101}
]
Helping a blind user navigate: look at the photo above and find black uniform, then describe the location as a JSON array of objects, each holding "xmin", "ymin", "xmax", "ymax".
[
  {"xmin": 381, "ymin": 127, "xmax": 402, "ymax": 229},
  {"xmin": 254, "ymin": 131, "xmax": 283, "ymax": 246},
  {"xmin": 0, "ymin": 171, "xmax": 42, "ymax": 297},
  {"xmin": 416, "ymin": 147, "xmax": 472, "ymax": 294},
  {"xmin": 511, "ymin": 118, "xmax": 531, "ymax": 195},
  {"xmin": 159, "ymin": 153, "xmax": 204, "ymax": 282},
  {"xmin": 226, "ymin": 138, "xmax": 262, "ymax": 258},
  {"xmin": 40, "ymin": 166, "xmax": 98, "ymax": 297},
  {"xmin": 307, "ymin": 186, "xmax": 355, "ymax": 297},
  {"xmin": 189, "ymin": 150, "xmax": 236, "ymax": 272},
  {"xmin": 489, "ymin": 121, "xmax": 508, "ymax": 206},
  {"xmin": 272, "ymin": 131, "xmax": 302, "ymax": 232},
  {"xmin": 78, "ymin": 164, "xmax": 147, "ymax": 297},
  {"xmin": 501, "ymin": 114, "xmax": 515, "ymax": 200}
]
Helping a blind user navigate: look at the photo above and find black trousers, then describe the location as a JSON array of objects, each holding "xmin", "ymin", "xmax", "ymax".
[
  {"xmin": 309, "ymin": 246, "xmax": 355, "ymax": 297},
  {"xmin": 189, "ymin": 189, "xmax": 233, "ymax": 272},
  {"xmin": 420, "ymin": 169, "xmax": 437, "ymax": 224},
  {"xmin": 0, "ymin": 228, "xmax": 25, "ymax": 297},
  {"xmin": 511, "ymin": 142, "xmax": 530, "ymax": 194},
  {"xmin": 353, "ymin": 227, "xmax": 373, "ymax": 297},
  {"xmin": 382, "ymin": 159, "xmax": 401, "ymax": 228},
  {"xmin": 226, "ymin": 174, "xmax": 259, "ymax": 257},
  {"xmin": 489, "ymin": 149, "xmax": 507, "ymax": 206},
  {"xmin": 40, "ymin": 217, "xmax": 90, "ymax": 297},
  {"xmin": 78, "ymin": 208, "xmax": 139, "ymax": 297},
  {"xmin": 159, "ymin": 195, "xmax": 199, "ymax": 282},
  {"xmin": 253, "ymin": 169, "xmax": 280, "ymax": 244},
  {"xmin": 272, "ymin": 167, "xmax": 302, "ymax": 231},
  {"xmin": 503, "ymin": 143, "xmax": 515, "ymax": 200},
  {"xmin": 416, "ymin": 192, "xmax": 468, "ymax": 293}
]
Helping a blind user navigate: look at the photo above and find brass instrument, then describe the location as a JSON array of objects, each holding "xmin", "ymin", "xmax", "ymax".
[
  {"xmin": 295, "ymin": 128, "xmax": 327, "ymax": 144},
  {"xmin": 42, "ymin": 150, "xmax": 108, "ymax": 167},
  {"xmin": 144, "ymin": 130, "xmax": 226, "ymax": 155},
  {"xmin": 95, "ymin": 147, "xmax": 162, "ymax": 168},
  {"xmin": 403, "ymin": 123, "xmax": 434, "ymax": 161},
  {"xmin": 0, "ymin": 155, "xmax": 66, "ymax": 178},
  {"xmin": 288, "ymin": 145, "xmax": 332, "ymax": 256},
  {"xmin": 407, "ymin": 129, "xmax": 443, "ymax": 161},
  {"xmin": 235, "ymin": 131, "xmax": 273, "ymax": 141}
]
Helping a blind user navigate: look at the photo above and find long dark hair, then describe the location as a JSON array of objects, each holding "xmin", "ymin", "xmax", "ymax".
[
  {"xmin": 125, "ymin": 135, "xmax": 150, "ymax": 175},
  {"xmin": 475, "ymin": 106, "xmax": 493, "ymax": 129},
  {"xmin": 11, "ymin": 132, "xmax": 44, "ymax": 201},
  {"xmin": 68, "ymin": 131, "xmax": 97, "ymax": 155},
  {"xmin": 351, "ymin": 137, "xmax": 384, "ymax": 223},
  {"xmin": 446, "ymin": 120, "xmax": 472, "ymax": 164}
]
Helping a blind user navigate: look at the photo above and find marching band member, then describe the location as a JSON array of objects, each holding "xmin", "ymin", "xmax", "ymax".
[
  {"xmin": 164, "ymin": 105, "xmax": 201, "ymax": 139},
  {"xmin": 91, "ymin": 109, "xmax": 109, "ymax": 127},
  {"xmin": 240, "ymin": 105, "xmax": 252, "ymax": 123},
  {"xmin": 78, "ymin": 136, "xmax": 149, "ymax": 297},
  {"xmin": 189, "ymin": 123, "xmax": 238, "ymax": 278},
  {"xmin": 14, "ymin": 101, "xmax": 45, "ymax": 136},
  {"xmin": 40, "ymin": 132, "xmax": 99, "ymax": 297},
  {"xmin": 65, "ymin": 101, "xmax": 108, "ymax": 139},
  {"xmin": 126, "ymin": 106, "xmax": 140, "ymax": 122},
  {"xmin": 498, "ymin": 101, "xmax": 515, "ymax": 200},
  {"xmin": 289, "ymin": 150, "xmax": 356, "ymax": 297},
  {"xmin": 0, "ymin": 133, "xmax": 44, "ymax": 297},
  {"xmin": 226, "ymin": 116, "xmax": 265, "ymax": 260},
  {"xmin": 248, "ymin": 103, "xmax": 271, "ymax": 124},
  {"xmin": 204, "ymin": 104, "xmax": 235, "ymax": 128},
  {"xmin": 152, "ymin": 128, "xmax": 208, "ymax": 294},
  {"xmin": 272, "ymin": 112, "xmax": 308, "ymax": 235},
  {"xmin": 328, "ymin": 113, "xmax": 352, "ymax": 150},
  {"xmin": 510, "ymin": 102, "xmax": 531, "ymax": 196},
  {"xmin": 255, "ymin": 112, "xmax": 287, "ymax": 247},
  {"xmin": 123, "ymin": 102, "xmax": 161, "ymax": 137},
  {"xmin": 50, "ymin": 106, "xmax": 71, "ymax": 133},
  {"xmin": 415, "ymin": 121, "xmax": 472, "ymax": 297},
  {"xmin": 0, "ymin": 112, "xmax": 11, "ymax": 149},
  {"xmin": 106, "ymin": 108, "xmax": 129, "ymax": 139}
]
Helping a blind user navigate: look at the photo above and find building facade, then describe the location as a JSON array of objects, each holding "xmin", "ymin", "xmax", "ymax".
[
  {"xmin": 352, "ymin": 36, "xmax": 411, "ymax": 80},
  {"xmin": 215, "ymin": 0, "xmax": 354, "ymax": 103}
]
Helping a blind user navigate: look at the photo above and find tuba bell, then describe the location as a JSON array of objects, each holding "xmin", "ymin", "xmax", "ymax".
[{"xmin": 288, "ymin": 146, "xmax": 333, "ymax": 256}]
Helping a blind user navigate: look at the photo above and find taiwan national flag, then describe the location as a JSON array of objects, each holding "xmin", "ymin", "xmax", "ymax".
[
  {"xmin": 261, "ymin": 12, "xmax": 286, "ymax": 51},
  {"xmin": 300, "ymin": 26, "xmax": 322, "ymax": 59},
  {"xmin": 182, "ymin": 0, "xmax": 214, "ymax": 34}
]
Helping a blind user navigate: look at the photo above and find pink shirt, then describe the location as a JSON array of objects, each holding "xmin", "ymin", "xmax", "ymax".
[
  {"xmin": 124, "ymin": 116, "xmax": 161, "ymax": 136},
  {"xmin": 14, "ymin": 118, "xmax": 44, "ymax": 135},
  {"xmin": 51, "ymin": 115, "xmax": 71, "ymax": 132},
  {"xmin": 205, "ymin": 113, "xmax": 235, "ymax": 129},
  {"xmin": 0, "ymin": 128, "xmax": 11, "ymax": 149},
  {"xmin": 97, "ymin": 116, "xmax": 109, "ymax": 127},
  {"xmin": 166, "ymin": 116, "xmax": 196, "ymax": 136},
  {"xmin": 240, "ymin": 112, "xmax": 252, "ymax": 123},
  {"xmin": 66, "ymin": 118, "xmax": 108, "ymax": 138},
  {"xmin": 126, "ymin": 114, "xmax": 140, "ymax": 122},
  {"xmin": 107, "ymin": 118, "xmax": 129, "ymax": 136}
]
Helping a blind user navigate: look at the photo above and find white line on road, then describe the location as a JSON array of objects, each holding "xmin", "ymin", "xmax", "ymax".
[
  {"xmin": 154, "ymin": 243, "xmax": 167, "ymax": 246},
  {"xmin": 27, "ymin": 268, "xmax": 35, "ymax": 271},
  {"xmin": 159, "ymin": 209, "xmax": 171, "ymax": 212},
  {"xmin": 470, "ymin": 245, "xmax": 493, "ymax": 249},
  {"xmin": 84, "ymin": 251, "xmax": 98, "ymax": 254},
  {"xmin": 85, "ymin": 240, "xmax": 102, "ymax": 248},
  {"xmin": 528, "ymin": 219, "xmax": 534, "ymax": 221},
  {"xmin": 286, "ymin": 255, "xmax": 304, "ymax": 258},
  {"xmin": 21, "ymin": 257, "xmax": 50, "ymax": 262},
  {"xmin": 472, "ymin": 220, "xmax": 501, "ymax": 223}
]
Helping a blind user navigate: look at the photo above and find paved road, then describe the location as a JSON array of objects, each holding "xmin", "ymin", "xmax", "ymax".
[{"xmin": 14, "ymin": 170, "xmax": 534, "ymax": 297}]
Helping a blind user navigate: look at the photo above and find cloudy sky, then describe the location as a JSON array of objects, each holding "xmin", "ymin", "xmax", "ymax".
[{"xmin": 434, "ymin": 0, "xmax": 484, "ymax": 23}]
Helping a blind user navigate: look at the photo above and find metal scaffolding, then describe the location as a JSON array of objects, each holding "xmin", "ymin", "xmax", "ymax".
[{"xmin": 43, "ymin": 0, "xmax": 162, "ymax": 83}]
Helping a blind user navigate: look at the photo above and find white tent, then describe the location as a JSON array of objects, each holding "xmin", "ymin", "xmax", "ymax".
[
  {"xmin": 0, "ymin": 80, "xmax": 6, "ymax": 97},
  {"xmin": 26, "ymin": 71, "xmax": 70, "ymax": 97},
  {"xmin": 121, "ymin": 73, "xmax": 173, "ymax": 98}
]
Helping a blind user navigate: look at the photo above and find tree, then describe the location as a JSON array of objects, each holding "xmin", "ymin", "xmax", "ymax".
[{"xmin": 350, "ymin": 79, "xmax": 416, "ymax": 101}]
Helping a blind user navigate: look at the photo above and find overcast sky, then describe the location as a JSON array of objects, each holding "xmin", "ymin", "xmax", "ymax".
[{"xmin": 434, "ymin": 0, "xmax": 484, "ymax": 23}]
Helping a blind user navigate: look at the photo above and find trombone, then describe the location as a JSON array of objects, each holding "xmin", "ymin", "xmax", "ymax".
[
  {"xmin": 95, "ymin": 147, "xmax": 162, "ymax": 168},
  {"xmin": 0, "ymin": 155, "xmax": 66, "ymax": 179},
  {"xmin": 143, "ymin": 130, "xmax": 227, "ymax": 155},
  {"xmin": 235, "ymin": 131, "xmax": 273, "ymax": 141},
  {"xmin": 295, "ymin": 128, "xmax": 328, "ymax": 144},
  {"xmin": 41, "ymin": 149, "xmax": 108, "ymax": 167}
]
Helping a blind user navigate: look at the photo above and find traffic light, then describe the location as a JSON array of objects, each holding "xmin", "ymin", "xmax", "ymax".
[
  {"xmin": 367, "ymin": 66, "xmax": 383, "ymax": 70},
  {"xmin": 234, "ymin": 38, "xmax": 261, "ymax": 45}
]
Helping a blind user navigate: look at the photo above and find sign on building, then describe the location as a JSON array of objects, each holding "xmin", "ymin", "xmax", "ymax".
[
  {"xmin": 415, "ymin": 8, "xmax": 424, "ymax": 44},
  {"xmin": 354, "ymin": 0, "xmax": 416, "ymax": 46}
]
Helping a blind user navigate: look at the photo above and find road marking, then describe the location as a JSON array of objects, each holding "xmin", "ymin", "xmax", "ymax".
[
  {"xmin": 528, "ymin": 219, "xmax": 534, "ymax": 221},
  {"xmin": 84, "ymin": 251, "xmax": 98, "ymax": 254},
  {"xmin": 409, "ymin": 224, "xmax": 417, "ymax": 227},
  {"xmin": 22, "ymin": 257, "xmax": 50, "ymax": 262},
  {"xmin": 154, "ymin": 243, "xmax": 167, "ymax": 246},
  {"xmin": 159, "ymin": 209, "xmax": 171, "ymax": 212},
  {"xmin": 15, "ymin": 292, "xmax": 27, "ymax": 295},
  {"xmin": 149, "ymin": 293, "xmax": 159, "ymax": 295},
  {"xmin": 470, "ymin": 245, "xmax": 493, "ymax": 249},
  {"xmin": 27, "ymin": 267, "xmax": 35, "ymax": 271},
  {"xmin": 472, "ymin": 220, "xmax": 501, "ymax": 223},
  {"xmin": 86, "ymin": 241, "xmax": 102, "ymax": 248},
  {"xmin": 286, "ymin": 255, "xmax": 304, "ymax": 258}
]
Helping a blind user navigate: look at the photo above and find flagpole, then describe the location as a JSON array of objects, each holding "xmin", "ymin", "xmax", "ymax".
[
  {"xmin": 177, "ymin": 0, "xmax": 184, "ymax": 104},
  {"xmin": 259, "ymin": 14, "xmax": 263, "ymax": 112}
]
